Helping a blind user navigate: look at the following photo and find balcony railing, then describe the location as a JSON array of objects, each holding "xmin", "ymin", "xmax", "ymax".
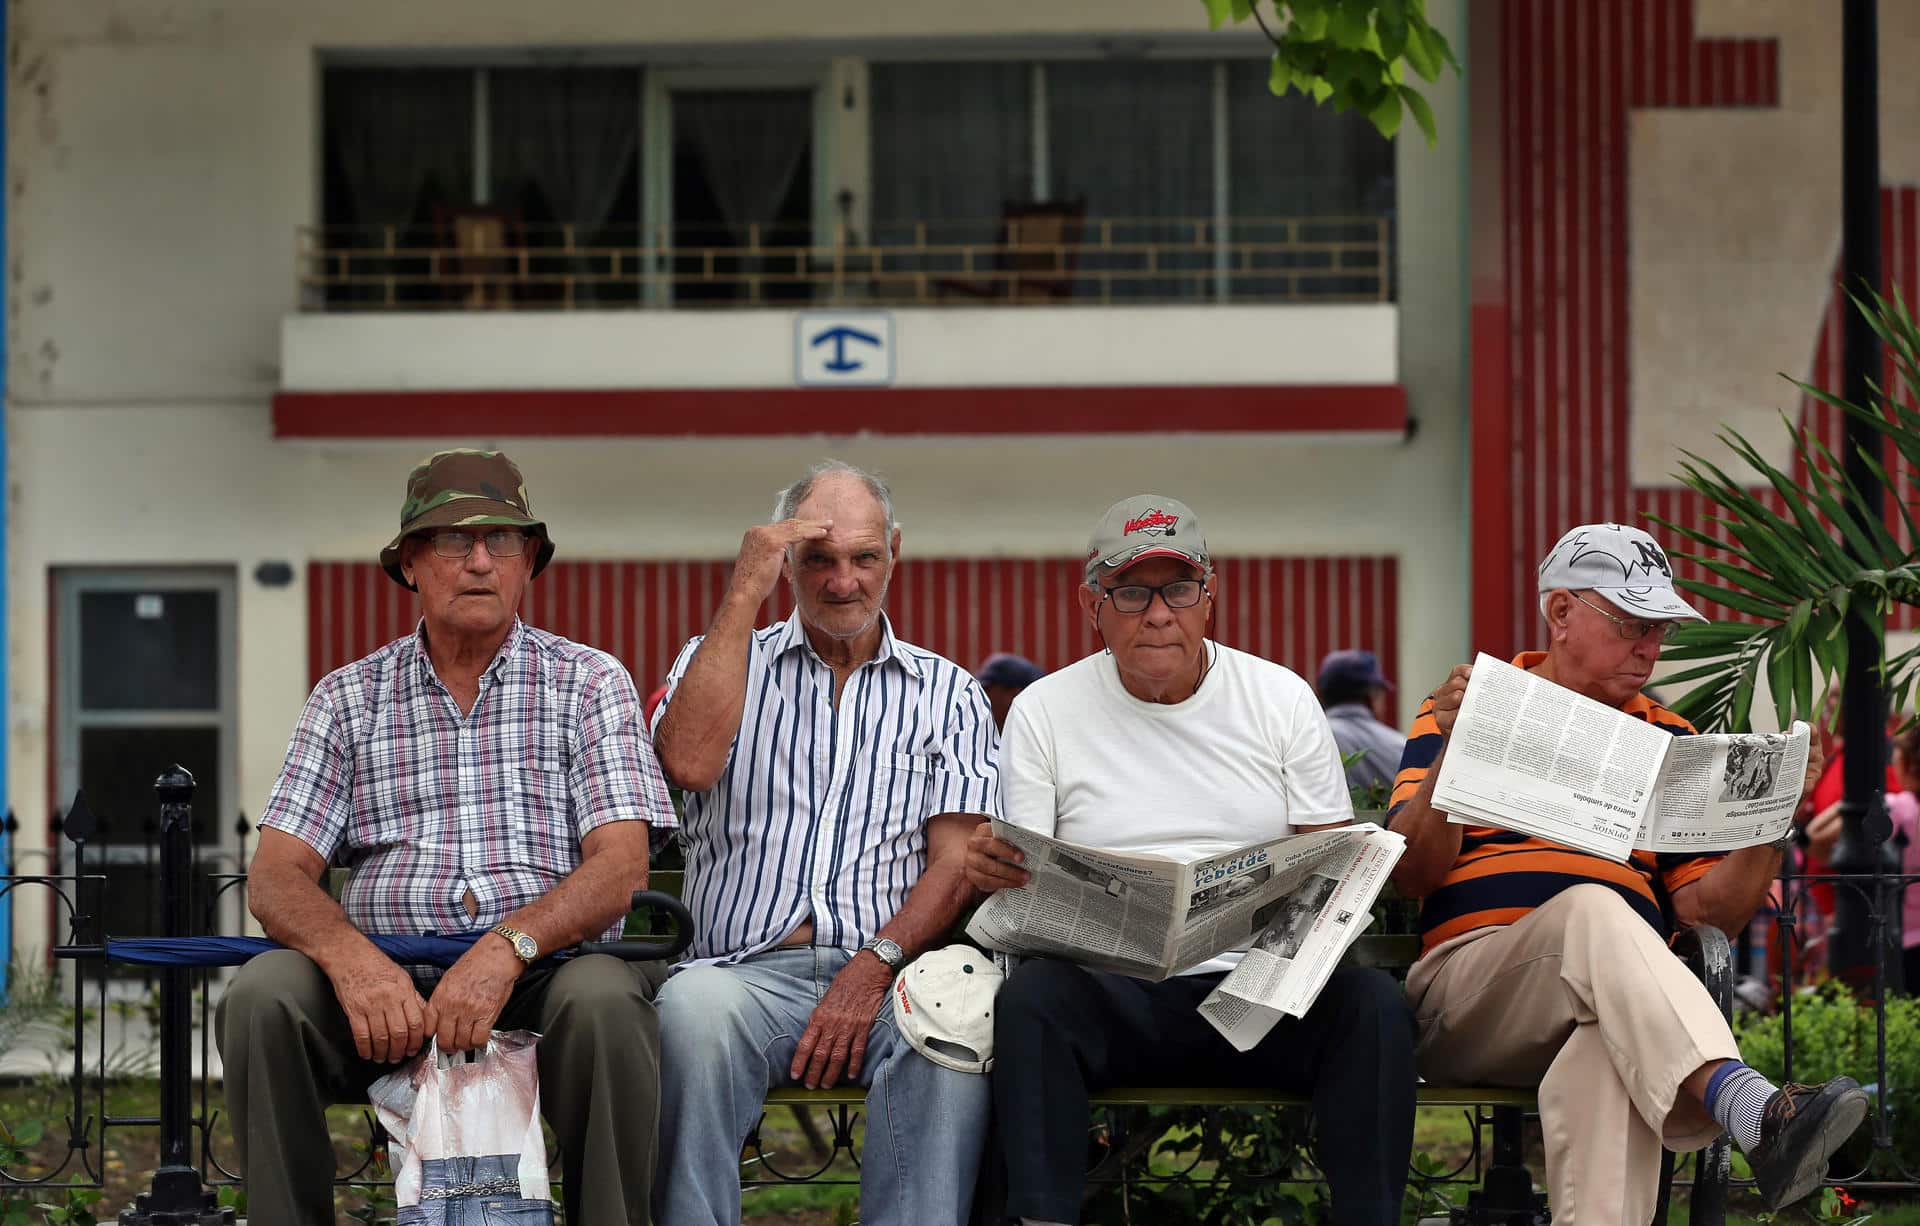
[{"xmin": 295, "ymin": 216, "xmax": 1392, "ymax": 312}]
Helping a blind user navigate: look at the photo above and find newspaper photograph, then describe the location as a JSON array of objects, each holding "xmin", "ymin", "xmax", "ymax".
[
  {"xmin": 965, "ymin": 819, "xmax": 1405, "ymax": 1010},
  {"xmin": 1634, "ymin": 725, "xmax": 1810, "ymax": 852},
  {"xmin": 1198, "ymin": 830, "xmax": 1402, "ymax": 1050},
  {"xmin": 1431, "ymin": 653, "xmax": 1809, "ymax": 861}
]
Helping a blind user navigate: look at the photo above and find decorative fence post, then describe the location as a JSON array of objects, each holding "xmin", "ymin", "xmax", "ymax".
[{"xmin": 118, "ymin": 765, "xmax": 229, "ymax": 1226}]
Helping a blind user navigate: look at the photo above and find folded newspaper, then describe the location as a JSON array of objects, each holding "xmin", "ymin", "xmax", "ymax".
[
  {"xmin": 1431, "ymin": 653, "xmax": 1811, "ymax": 862},
  {"xmin": 965, "ymin": 819, "xmax": 1405, "ymax": 1051}
]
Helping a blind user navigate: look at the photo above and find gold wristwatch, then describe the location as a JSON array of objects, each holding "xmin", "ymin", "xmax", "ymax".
[{"xmin": 492, "ymin": 924, "xmax": 539, "ymax": 964}]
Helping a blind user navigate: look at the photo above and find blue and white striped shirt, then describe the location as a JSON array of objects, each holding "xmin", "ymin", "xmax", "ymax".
[{"xmin": 653, "ymin": 611, "xmax": 1001, "ymax": 964}]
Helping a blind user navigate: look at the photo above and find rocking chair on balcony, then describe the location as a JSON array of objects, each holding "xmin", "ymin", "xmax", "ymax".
[
  {"xmin": 432, "ymin": 205, "xmax": 525, "ymax": 308},
  {"xmin": 933, "ymin": 199, "xmax": 1086, "ymax": 303}
]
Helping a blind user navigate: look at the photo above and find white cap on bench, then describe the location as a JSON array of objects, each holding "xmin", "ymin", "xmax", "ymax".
[{"xmin": 891, "ymin": 944, "xmax": 1003, "ymax": 1075}]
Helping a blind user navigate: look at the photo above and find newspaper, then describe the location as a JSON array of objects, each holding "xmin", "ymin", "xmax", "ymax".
[
  {"xmin": 964, "ymin": 819, "xmax": 1406, "ymax": 1050},
  {"xmin": 1430, "ymin": 653, "xmax": 1811, "ymax": 861}
]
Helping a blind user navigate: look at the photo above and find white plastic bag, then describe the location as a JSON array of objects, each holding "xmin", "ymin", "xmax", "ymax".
[{"xmin": 368, "ymin": 1030, "xmax": 553, "ymax": 1224}]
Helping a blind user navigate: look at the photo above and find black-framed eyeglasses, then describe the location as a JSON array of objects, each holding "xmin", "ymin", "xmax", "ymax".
[
  {"xmin": 1099, "ymin": 579, "xmax": 1206, "ymax": 615},
  {"xmin": 1569, "ymin": 591, "xmax": 1681, "ymax": 643},
  {"xmin": 425, "ymin": 528, "xmax": 530, "ymax": 560}
]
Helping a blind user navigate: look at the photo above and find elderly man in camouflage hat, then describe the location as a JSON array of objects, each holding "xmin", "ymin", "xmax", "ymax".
[{"xmin": 218, "ymin": 449, "xmax": 678, "ymax": 1226}]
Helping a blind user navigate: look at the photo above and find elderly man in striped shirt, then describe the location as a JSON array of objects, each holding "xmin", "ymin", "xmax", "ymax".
[
  {"xmin": 1390, "ymin": 522, "xmax": 1862, "ymax": 1223},
  {"xmin": 651, "ymin": 460, "xmax": 1001, "ymax": 1226}
]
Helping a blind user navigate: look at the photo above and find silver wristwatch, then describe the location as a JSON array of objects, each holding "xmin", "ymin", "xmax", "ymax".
[
  {"xmin": 861, "ymin": 936, "xmax": 905, "ymax": 969},
  {"xmin": 1768, "ymin": 827, "xmax": 1800, "ymax": 853}
]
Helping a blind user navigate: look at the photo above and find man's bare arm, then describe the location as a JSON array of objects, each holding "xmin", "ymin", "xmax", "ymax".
[
  {"xmin": 497, "ymin": 820, "xmax": 651, "ymax": 953},
  {"xmin": 654, "ymin": 518, "xmax": 830, "ymax": 791},
  {"xmin": 248, "ymin": 827, "xmax": 430, "ymax": 1064},
  {"xmin": 1387, "ymin": 665, "xmax": 1472, "ymax": 898},
  {"xmin": 428, "ymin": 820, "xmax": 652, "ymax": 1052},
  {"xmin": 791, "ymin": 812, "xmax": 981, "ymax": 1088},
  {"xmin": 1671, "ymin": 846, "xmax": 1781, "ymax": 933}
]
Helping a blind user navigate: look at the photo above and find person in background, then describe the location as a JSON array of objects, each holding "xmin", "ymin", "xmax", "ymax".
[
  {"xmin": 1809, "ymin": 722, "xmax": 1920, "ymax": 991},
  {"xmin": 977, "ymin": 652, "xmax": 1046, "ymax": 730},
  {"xmin": 1317, "ymin": 648, "xmax": 1406, "ymax": 803}
]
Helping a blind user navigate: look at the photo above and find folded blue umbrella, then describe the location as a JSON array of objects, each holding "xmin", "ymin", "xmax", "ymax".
[
  {"xmin": 104, "ymin": 932, "xmax": 513, "ymax": 968},
  {"xmin": 64, "ymin": 890, "xmax": 694, "ymax": 968}
]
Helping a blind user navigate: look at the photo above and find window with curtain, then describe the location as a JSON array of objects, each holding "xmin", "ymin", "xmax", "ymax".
[
  {"xmin": 1046, "ymin": 60, "xmax": 1215, "ymax": 300},
  {"xmin": 869, "ymin": 62, "xmax": 1033, "ymax": 250},
  {"xmin": 323, "ymin": 67, "xmax": 475, "ymax": 231},
  {"xmin": 1228, "ymin": 59, "xmax": 1395, "ymax": 299}
]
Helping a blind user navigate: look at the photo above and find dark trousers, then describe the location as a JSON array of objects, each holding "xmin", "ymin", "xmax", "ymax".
[
  {"xmin": 216, "ymin": 948, "xmax": 666, "ymax": 1226},
  {"xmin": 992, "ymin": 959, "xmax": 1416, "ymax": 1226}
]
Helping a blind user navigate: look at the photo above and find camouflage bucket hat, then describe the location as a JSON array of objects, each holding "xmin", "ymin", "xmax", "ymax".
[{"xmin": 379, "ymin": 449, "xmax": 556, "ymax": 590}]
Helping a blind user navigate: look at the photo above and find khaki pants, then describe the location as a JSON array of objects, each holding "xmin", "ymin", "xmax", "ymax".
[
  {"xmin": 1406, "ymin": 884, "xmax": 1739, "ymax": 1226},
  {"xmin": 217, "ymin": 948, "xmax": 667, "ymax": 1226}
]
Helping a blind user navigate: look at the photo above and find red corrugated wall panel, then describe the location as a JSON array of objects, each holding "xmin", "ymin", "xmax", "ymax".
[{"xmin": 307, "ymin": 557, "xmax": 1401, "ymax": 693}]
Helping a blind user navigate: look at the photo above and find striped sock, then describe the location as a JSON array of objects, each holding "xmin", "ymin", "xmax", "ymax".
[{"xmin": 1705, "ymin": 1060, "xmax": 1778, "ymax": 1153}]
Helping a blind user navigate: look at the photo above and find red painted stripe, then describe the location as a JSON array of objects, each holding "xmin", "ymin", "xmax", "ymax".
[{"xmin": 273, "ymin": 385, "xmax": 1410, "ymax": 439}]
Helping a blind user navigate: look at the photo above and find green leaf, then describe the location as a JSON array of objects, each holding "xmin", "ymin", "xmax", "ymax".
[
  {"xmin": 1203, "ymin": 0, "xmax": 1234, "ymax": 29},
  {"xmin": 1310, "ymin": 77, "xmax": 1334, "ymax": 102},
  {"xmin": 1330, "ymin": 2, "xmax": 1372, "ymax": 48},
  {"xmin": 1398, "ymin": 83, "xmax": 1437, "ymax": 145},
  {"xmin": 1232, "ymin": 0, "xmax": 1256, "ymax": 21},
  {"xmin": 1403, "ymin": 21, "xmax": 1444, "ymax": 80},
  {"xmin": 1268, "ymin": 54, "xmax": 1295, "ymax": 96},
  {"xmin": 1367, "ymin": 87, "xmax": 1403, "ymax": 138},
  {"xmin": 1291, "ymin": 3, "xmax": 1331, "ymax": 40}
]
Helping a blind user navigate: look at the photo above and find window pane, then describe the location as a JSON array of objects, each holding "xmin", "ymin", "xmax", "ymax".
[
  {"xmin": 79, "ymin": 725, "xmax": 221, "ymax": 846},
  {"xmin": 870, "ymin": 62, "xmax": 1033, "ymax": 249},
  {"xmin": 79, "ymin": 590, "xmax": 219, "ymax": 711},
  {"xmin": 1046, "ymin": 60, "xmax": 1215, "ymax": 300},
  {"xmin": 1227, "ymin": 59, "xmax": 1395, "ymax": 300},
  {"xmin": 323, "ymin": 67, "xmax": 476, "ymax": 228},
  {"xmin": 488, "ymin": 67, "xmax": 641, "ymax": 229}
]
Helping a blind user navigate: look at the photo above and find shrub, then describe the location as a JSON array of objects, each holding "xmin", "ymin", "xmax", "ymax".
[{"xmin": 1732, "ymin": 981, "xmax": 1920, "ymax": 1177}]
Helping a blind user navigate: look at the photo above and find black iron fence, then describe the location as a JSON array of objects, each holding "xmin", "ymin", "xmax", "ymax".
[{"xmin": 3, "ymin": 772, "xmax": 1919, "ymax": 1222}]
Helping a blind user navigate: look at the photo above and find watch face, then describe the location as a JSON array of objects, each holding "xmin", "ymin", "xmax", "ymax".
[
  {"xmin": 872, "ymin": 938, "xmax": 903, "ymax": 966},
  {"xmin": 513, "ymin": 935, "xmax": 538, "ymax": 960}
]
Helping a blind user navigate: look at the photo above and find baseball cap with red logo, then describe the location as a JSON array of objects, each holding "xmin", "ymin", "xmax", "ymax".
[{"xmin": 1084, "ymin": 494, "xmax": 1209, "ymax": 582}]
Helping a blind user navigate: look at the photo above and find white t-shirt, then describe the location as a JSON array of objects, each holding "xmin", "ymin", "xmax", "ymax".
[{"xmin": 1000, "ymin": 641, "xmax": 1354, "ymax": 974}]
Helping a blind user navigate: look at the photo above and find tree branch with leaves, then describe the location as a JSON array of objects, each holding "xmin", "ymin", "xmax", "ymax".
[{"xmin": 1202, "ymin": 0, "xmax": 1461, "ymax": 144}]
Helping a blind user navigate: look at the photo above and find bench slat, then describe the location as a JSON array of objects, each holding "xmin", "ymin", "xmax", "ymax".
[{"xmin": 762, "ymin": 1086, "xmax": 1534, "ymax": 1110}]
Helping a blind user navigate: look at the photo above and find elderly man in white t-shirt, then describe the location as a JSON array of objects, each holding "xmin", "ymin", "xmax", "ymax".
[{"xmin": 966, "ymin": 496, "xmax": 1417, "ymax": 1226}]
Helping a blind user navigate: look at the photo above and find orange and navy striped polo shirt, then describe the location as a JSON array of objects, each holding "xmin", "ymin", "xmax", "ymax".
[{"xmin": 1390, "ymin": 650, "xmax": 1721, "ymax": 956}]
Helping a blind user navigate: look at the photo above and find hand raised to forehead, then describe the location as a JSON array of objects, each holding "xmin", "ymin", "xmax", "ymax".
[{"xmin": 728, "ymin": 518, "xmax": 832, "ymax": 607}]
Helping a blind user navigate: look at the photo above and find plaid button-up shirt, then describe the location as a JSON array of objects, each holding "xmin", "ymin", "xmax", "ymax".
[{"xmin": 260, "ymin": 619, "xmax": 675, "ymax": 947}]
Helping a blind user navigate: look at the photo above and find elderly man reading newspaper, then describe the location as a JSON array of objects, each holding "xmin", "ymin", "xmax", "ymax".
[
  {"xmin": 1390, "ymin": 521, "xmax": 1863, "ymax": 1223},
  {"xmin": 966, "ymin": 495, "xmax": 1416, "ymax": 1226}
]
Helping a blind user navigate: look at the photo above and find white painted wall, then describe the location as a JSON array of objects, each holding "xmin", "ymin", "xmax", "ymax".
[
  {"xmin": 282, "ymin": 305, "xmax": 1398, "ymax": 392},
  {"xmin": 1631, "ymin": 0, "xmax": 1920, "ymax": 483},
  {"xmin": 4, "ymin": 0, "xmax": 1472, "ymax": 959}
]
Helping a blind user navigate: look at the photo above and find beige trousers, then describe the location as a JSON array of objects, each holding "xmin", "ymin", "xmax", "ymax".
[{"xmin": 1406, "ymin": 884, "xmax": 1740, "ymax": 1226}]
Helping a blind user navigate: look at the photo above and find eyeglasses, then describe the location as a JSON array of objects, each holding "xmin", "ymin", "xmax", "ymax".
[
  {"xmin": 1569, "ymin": 591, "xmax": 1682, "ymax": 643},
  {"xmin": 1099, "ymin": 579, "xmax": 1206, "ymax": 615},
  {"xmin": 425, "ymin": 528, "xmax": 530, "ymax": 560}
]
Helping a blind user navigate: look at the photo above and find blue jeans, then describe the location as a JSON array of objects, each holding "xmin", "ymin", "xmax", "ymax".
[
  {"xmin": 394, "ymin": 1154, "xmax": 553, "ymax": 1225},
  {"xmin": 655, "ymin": 946, "xmax": 989, "ymax": 1226}
]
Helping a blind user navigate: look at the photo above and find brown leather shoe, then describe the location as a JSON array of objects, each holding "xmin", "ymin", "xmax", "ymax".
[{"xmin": 1748, "ymin": 1077, "xmax": 1870, "ymax": 1210}]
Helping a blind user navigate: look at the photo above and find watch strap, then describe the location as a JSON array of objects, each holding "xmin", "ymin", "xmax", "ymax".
[{"xmin": 492, "ymin": 923, "xmax": 538, "ymax": 963}]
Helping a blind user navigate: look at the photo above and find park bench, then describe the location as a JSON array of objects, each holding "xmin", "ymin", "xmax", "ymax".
[{"xmin": 731, "ymin": 924, "xmax": 1734, "ymax": 1226}]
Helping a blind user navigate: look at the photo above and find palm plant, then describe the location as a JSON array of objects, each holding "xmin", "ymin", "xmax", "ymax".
[{"xmin": 1653, "ymin": 288, "xmax": 1920, "ymax": 732}]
